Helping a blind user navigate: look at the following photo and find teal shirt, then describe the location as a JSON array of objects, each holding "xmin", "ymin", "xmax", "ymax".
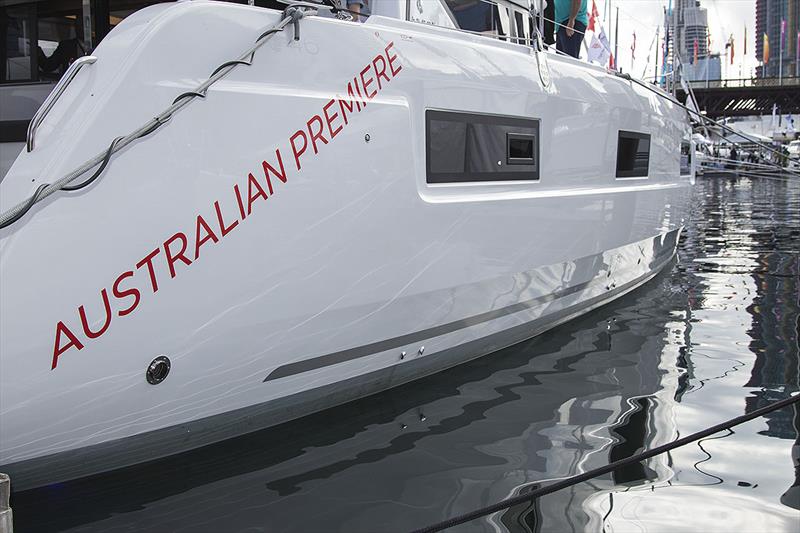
[{"xmin": 554, "ymin": 0, "xmax": 588, "ymax": 26}]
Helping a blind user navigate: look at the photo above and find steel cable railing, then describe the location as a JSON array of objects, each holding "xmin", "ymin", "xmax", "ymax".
[{"xmin": 0, "ymin": 2, "xmax": 327, "ymax": 230}]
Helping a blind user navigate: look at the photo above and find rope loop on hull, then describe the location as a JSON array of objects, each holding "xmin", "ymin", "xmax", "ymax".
[{"xmin": 0, "ymin": 2, "xmax": 328, "ymax": 230}]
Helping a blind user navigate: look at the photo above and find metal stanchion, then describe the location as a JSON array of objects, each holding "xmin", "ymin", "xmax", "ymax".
[{"xmin": 0, "ymin": 473, "xmax": 11, "ymax": 533}]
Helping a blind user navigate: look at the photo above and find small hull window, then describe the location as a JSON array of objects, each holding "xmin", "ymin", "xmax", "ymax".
[
  {"xmin": 680, "ymin": 141, "xmax": 692, "ymax": 176},
  {"xmin": 426, "ymin": 110, "xmax": 540, "ymax": 183},
  {"xmin": 616, "ymin": 131, "xmax": 650, "ymax": 178}
]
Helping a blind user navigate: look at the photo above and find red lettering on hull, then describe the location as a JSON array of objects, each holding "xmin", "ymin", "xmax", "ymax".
[{"xmin": 48, "ymin": 42, "xmax": 404, "ymax": 370}]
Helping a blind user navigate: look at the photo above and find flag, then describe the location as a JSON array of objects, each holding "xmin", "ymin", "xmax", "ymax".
[
  {"xmin": 588, "ymin": 27, "xmax": 612, "ymax": 66},
  {"xmin": 763, "ymin": 32, "xmax": 770, "ymax": 64},
  {"xmin": 609, "ymin": 52, "xmax": 615, "ymax": 70},
  {"xmin": 588, "ymin": 0, "xmax": 600, "ymax": 32},
  {"xmin": 631, "ymin": 31, "xmax": 636, "ymax": 62},
  {"xmin": 729, "ymin": 34, "xmax": 734, "ymax": 64},
  {"xmin": 781, "ymin": 19, "xmax": 786, "ymax": 49},
  {"xmin": 693, "ymin": 38, "xmax": 698, "ymax": 64}
]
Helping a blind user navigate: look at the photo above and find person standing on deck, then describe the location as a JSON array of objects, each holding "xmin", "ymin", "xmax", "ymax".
[{"xmin": 555, "ymin": 0, "xmax": 587, "ymax": 58}]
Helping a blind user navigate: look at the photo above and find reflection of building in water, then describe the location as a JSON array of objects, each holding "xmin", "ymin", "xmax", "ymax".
[
  {"xmin": 744, "ymin": 247, "xmax": 799, "ymax": 435},
  {"xmin": 496, "ymin": 298, "xmax": 684, "ymax": 532},
  {"xmin": 743, "ymin": 227, "xmax": 800, "ymax": 510}
]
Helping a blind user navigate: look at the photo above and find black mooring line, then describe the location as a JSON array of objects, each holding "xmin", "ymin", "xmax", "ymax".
[{"xmin": 411, "ymin": 393, "xmax": 800, "ymax": 533}]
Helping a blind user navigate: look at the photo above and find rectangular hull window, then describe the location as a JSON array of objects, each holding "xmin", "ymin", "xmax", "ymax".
[
  {"xmin": 426, "ymin": 110, "xmax": 539, "ymax": 183},
  {"xmin": 616, "ymin": 131, "xmax": 650, "ymax": 178}
]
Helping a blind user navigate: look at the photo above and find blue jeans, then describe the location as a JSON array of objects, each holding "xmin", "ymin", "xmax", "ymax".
[{"xmin": 556, "ymin": 20, "xmax": 586, "ymax": 59}]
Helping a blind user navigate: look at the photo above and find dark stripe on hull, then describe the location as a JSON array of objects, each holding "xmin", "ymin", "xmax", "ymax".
[
  {"xmin": 264, "ymin": 242, "xmax": 676, "ymax": 381},
  {"xmin": 264, "ymin": 279, "xmax": 593, "ymax": 381}
]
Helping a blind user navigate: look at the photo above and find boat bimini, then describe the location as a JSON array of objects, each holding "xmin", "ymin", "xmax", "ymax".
[{"xmin": 0, "ymin": 0, "xmax": 693, "ymax": 488}]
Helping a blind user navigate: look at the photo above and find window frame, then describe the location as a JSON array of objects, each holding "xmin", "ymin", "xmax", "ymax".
[
  {"xmin": 425, "ymin": 109, "xmax": 540, "ymax": 184},
  {"xmin": 2, "ymin": 3, "xmax": 39, "ymax": 84},
  {"xmin": 615, "ymin": 130, "xmax": 651, "ymax": 179}
]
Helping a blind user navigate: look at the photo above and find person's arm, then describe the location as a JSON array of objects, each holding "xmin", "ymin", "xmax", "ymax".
[
  {"xmin": 566, "ymin": 0, "xmax": 581, "ymax": 37},
  {"xmin": 347, "ymin": 1, "xmax": 362, "ymax": 20}
]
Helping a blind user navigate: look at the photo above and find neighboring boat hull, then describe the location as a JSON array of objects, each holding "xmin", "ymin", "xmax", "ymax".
[{"xmin": 0, "ymin": 2, "xmax": 691, "ymax": 487}]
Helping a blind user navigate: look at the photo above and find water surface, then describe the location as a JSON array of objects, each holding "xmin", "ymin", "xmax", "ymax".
[{"xmin": 12, "ymin": 175, "xmax": 800, "ymax": 532}]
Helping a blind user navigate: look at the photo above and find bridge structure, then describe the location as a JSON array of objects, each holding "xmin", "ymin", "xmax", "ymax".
[{"xmin": 676, "ymin": 77, "xmax": 800, "ymax": 119}]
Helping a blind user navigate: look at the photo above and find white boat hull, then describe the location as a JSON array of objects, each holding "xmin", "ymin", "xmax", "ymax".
[{"xmin": 0, "ymin": 1, "xmax": 692, "ymax": 487}]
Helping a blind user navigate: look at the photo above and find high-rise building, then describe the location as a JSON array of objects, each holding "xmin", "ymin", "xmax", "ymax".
[
  {"xmin": 663, "ymin": 0, "xmax": 713, "ymax": 82},
  {"xmin": 756, "ymin": 0, "xmax": 800, "ymax": 78}
]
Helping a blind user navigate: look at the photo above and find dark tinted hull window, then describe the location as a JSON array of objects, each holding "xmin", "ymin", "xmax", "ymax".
[
  {"xmin": 680, "ymin": 141, "xmax": 692, "ymax": 175},
  {"xmin": 426, "ymin": 110, "xmax": 539, "ymax": 183},
  {"xmin": 616, "ymin": 131, "xmax": 651, "ymax": 178}
]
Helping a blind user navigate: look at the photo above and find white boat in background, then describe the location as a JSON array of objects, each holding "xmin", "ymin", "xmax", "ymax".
[{"xmin": 0, "ymin": 0, "xmax": 693, "ymax": 488}]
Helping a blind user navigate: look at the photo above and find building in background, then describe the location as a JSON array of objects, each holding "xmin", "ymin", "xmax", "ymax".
[
  {"xmin": 683, "ymin": 53, "xmax": 721, "ymax": 82},
  {"xmin": 756, "ymin": 0, "xmax": 799, "ymax": 78},
  {"xmin": 663, "ymin": 0, "xmax": 713, "ymax": 83}
]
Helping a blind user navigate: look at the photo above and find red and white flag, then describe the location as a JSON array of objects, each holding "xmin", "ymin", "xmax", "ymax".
[{"xmin": 588, "ymin": 0, "xmax": 600, "ymax": 32}]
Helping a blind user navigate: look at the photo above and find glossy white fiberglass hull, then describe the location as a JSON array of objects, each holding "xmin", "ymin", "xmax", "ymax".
[{"xmin": 0, "ymin": 1, "xmax": 691, "ymax": 488}]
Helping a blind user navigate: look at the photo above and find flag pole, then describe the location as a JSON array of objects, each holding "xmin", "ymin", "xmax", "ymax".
[
  {"xmin": 779, "ymin": 21, "xmax": 783, "ymax": 85},
  {"xmin": 538, "ymin": 0, "xmax": 544, "ymax": 43},
  {"xmin": 614, "ymin": 7, "xmax": 619, "ymax": 71},
  {"xmin": 654, "ymin": 25, "xmax": 660, "ymax": 82},
  {"xmin": 671, "ymin": 3, "xmax": 676, "ymax": 95}
]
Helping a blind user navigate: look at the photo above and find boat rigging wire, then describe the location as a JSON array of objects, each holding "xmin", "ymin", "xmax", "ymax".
[
  {"xmin": 61, "ymin": 137, "xmax": 124, "ymax": 191},
  {"xmin": 411, "ymin": 392, "xmax": 799, "ymax": 533},
  {"xmin": 0, "ymin": 2, "xmax": 327, "ymax": 231}
]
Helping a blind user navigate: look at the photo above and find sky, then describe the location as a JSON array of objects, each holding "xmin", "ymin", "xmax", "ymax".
[{"xmin": 587, "ymin": 0, "xmax": 758, "ymax": 80}]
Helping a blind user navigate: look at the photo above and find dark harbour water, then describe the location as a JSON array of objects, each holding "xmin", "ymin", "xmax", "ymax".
[{"xmin": 11, "ymin": 175, "xmax": 800, "ymax": 532}]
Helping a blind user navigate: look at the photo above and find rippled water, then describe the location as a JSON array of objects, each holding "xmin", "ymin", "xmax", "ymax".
[{"xmin": 12, "ymin": 175, "xmax": 800, "ymax": 532}]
